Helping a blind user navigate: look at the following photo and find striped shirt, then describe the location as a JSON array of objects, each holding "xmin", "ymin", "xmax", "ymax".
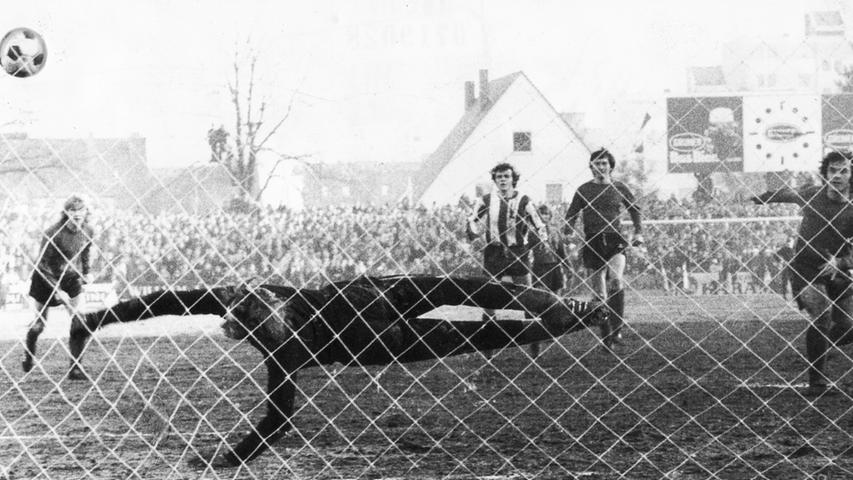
[{"xmin": 467, "ymin": 192, "xmax": 547, "ymax": 247}]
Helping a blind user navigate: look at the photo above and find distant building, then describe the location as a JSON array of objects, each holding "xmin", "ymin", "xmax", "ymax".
[
  {"xmin": 0, "ymin": 133, "xmax": 156, "ymax": 210},
  {"xmin": 686, "ymin": 66, "xmax": 728, "ymax": 93},
  {"xmin": 413, "ymin": 70, "xmax": 591, "ymax": 206},
  {"xmin": 301, "ymin": 161, "xmax": 420, "ymax": 208},
  {"xmin": 254, "ymin": 152, "xmax": 305, "ymax": 210},
  {"xmin": 805, "ymin": 8, "xmax": 848, "ymax": 37},
  {"xmin": 142, "ymin": 163, "xmax": 237, "ymax": 215},
  {"xmin": 688, "ymin": 4, "xmax": 853, "ymax": 94}
]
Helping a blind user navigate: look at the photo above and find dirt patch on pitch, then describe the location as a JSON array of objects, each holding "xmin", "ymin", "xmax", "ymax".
[{"xmin": 2, "ymin": 312, "xmax": 851, "ymax": 479}]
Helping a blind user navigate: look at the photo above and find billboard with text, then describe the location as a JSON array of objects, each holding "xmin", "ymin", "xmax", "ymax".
[
  {"xmin": 668, "ymin": 94, "xmax": 853, "ymax": 173},
  {"xmin": 667, "ymin": 96, "xmax": 743, "ymax": 174}
]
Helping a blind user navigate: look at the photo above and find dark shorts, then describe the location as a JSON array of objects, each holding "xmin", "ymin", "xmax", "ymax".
[
  {"xmin": 483, "ymin": 244, "xmax": 531, "ymax": 279},
  {"xmin": 582, "ymin": 232, "xmax": 628, "ymax": 271},
  {"xmin": 29, "ymin": 271, "xmax": 84, "ymax": 307},
  {"xmin": 533, "ymin": 263, "xmax": 564, "ymax": 292},
  {"xmin": 789, "ymin": 261, "xmax": 853, "ymax": 310}
]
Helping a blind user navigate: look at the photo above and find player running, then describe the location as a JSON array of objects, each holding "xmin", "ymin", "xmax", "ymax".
[
  {"xmin": 564, "ymin": 148, "xmax": 643, "ymax": 351},
  {"xmin": 750, "ymin": 150, "xmax": 853, "ymax": 396}
]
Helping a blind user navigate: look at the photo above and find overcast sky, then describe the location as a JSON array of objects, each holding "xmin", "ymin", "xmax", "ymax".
[{"xmin": 1, "ymin": 0, "xmax": 811, "ymax": 168}]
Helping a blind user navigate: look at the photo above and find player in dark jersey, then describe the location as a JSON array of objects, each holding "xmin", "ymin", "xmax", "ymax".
[
  {"xmin": 67, "ymin": 275, "xmax": 608, "ymax": 466},
  {"xmin": 467, "ymin": 163, "xmax": 548, "ymax": 358},
  {"xmin": 750, "ymin": 150, "xmax": 853, "ymax": 396},
  {"xmin": 23, "ymin": 194, "xmax": 95, "ymax": 380},
  {"xmin": 564, "ymin": 148, "xmax": 643, "ymax": 351}
]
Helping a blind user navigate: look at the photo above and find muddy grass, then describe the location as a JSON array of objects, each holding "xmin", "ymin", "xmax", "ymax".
[{"xmin": 2, "ymin": 294, "xmax": 852, "ymax": 479}]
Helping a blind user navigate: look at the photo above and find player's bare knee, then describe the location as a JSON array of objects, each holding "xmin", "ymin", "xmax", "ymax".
[
  {"xmin": 68, "ymin": 297, "xmax": 83, "ymax": 312},
  {"xmin": 589, "ymin": 277, "xmax": 607, "ymax": 299},
  {"xmin": 608, "ymin": 278, "xmax": 624, "ymax": 293},
  {"xmin": 798, "ymin": 285, "xmax": 830, "ymax": 318}
]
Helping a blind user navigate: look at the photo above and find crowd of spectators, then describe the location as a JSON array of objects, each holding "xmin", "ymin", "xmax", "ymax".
[{"xmin": 0, "ymin": 195, "xmax": 802, "ymax": 302}]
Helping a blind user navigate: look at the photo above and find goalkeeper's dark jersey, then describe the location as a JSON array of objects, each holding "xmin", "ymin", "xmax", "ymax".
[
  {"xmin": 753, "ymin": 185, "xmax": 853, "ymax": 272},
  {"xmin": 35, "ymin": 220, "xmax": 93, "ymax": 285}
]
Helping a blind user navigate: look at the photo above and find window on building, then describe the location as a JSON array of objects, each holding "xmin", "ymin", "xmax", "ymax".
[{"xmin": 513, "ymin": 132, "xmax": 532, "ymax": 152}]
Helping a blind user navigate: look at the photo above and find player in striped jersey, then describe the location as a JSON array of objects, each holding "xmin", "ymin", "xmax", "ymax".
[
  {"xmin": 564, "ymin": 148, "xmax": 643, "ymax": 352},
  {"xmin": 466, "ymin": 163, "xmax": 548, "ymax": 358}
]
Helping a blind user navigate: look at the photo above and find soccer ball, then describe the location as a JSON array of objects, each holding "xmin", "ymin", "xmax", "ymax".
[{"xmin": 0, "ymin": 28, "xmax": 47, "ymax": 78}]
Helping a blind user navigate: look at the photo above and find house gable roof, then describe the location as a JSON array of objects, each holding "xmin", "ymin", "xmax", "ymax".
[
  {"xmin": 412, "ymin": 72, "xmax": 521, "ymax": 202},
  {"xmin": 413, "ymin": 71, "xmax": 589, "ymax": 202}
]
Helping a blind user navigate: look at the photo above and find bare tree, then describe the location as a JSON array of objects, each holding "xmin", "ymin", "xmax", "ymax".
[
  {"xmin": 207, "ymin": 46, "xmax": 301, "ymax": 203},
  {"xmin": 255, "ymin": 149, "xmax": 313, "ymax": 202}
]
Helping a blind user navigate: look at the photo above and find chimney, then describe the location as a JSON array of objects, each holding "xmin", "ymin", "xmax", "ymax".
[
  {"xmin": 479, "ymin": 69, "xmax": 490, "ymax": 107},
  {"xmin": 464, "ymin": 81, "xmax": 476, "ymax": 110}
]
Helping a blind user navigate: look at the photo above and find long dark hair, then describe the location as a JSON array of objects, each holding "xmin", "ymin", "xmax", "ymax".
[
  {"xmin": 819, "ymin": 150, "xmax": 853, "ymax": 180},
  {"xmin": 589, "ymin": 148, "xmax": 616, "ymax": 170}
]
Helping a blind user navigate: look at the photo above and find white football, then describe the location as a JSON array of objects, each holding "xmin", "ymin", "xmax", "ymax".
[{"xmin": 0, "ymin": 28, "xmax": 47, "ymax": 78}]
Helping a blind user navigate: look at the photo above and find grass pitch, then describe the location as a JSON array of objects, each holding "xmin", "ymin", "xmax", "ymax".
[{"xmin": 2, "ymin": 293, "xmax": 852, "ymax": 479}]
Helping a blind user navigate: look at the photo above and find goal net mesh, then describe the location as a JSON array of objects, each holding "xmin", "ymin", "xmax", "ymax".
[{"xmin": 2, "ymin": 37, "xmax": 852, "ymax": 480}]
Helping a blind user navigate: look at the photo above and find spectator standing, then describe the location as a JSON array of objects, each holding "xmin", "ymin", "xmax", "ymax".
[{"xmin": 531, "ymin": 204, "xmax": 568, "ymax": 358}]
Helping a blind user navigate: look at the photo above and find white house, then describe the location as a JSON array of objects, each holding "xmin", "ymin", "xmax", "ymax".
[
  {"xmin": 256, "ymin": 150, "xmax": 305, "ymax": 210},
  {"xmin": 414, "ymin": 70, "xmax": 593, "ymax": 205}
]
